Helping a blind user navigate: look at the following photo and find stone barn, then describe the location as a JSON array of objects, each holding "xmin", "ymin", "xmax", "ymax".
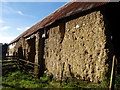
[{"xmin": 7, "ymin": 2, "xmax": 120, "ymax": 83}]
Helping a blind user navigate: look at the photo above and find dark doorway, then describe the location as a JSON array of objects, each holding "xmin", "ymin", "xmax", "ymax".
[
  {"xmin": 104, "ymin": 2, "xmax": 120, "ymax": 89},
  {"xmin": 27, "ymin": 37, "xmax": 36, "ymax": 63},
  {"xmin": 18, "ymin": 47, "xmax": 24, "ymax": 59},
  {"xmin": 2, "ymin": 43, "xmax": 8, "ymax": 60},
  {"xmin": 105, "ymin": 2, "xmax": 120, "ymax": 59}
]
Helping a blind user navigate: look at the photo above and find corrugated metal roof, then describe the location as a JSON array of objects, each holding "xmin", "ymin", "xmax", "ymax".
[{"xmin": 10, "ymin": 1, "xmax": 108, "ymax": 44}]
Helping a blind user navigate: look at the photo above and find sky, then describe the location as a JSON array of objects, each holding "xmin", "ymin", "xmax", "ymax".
[{"xmin": 0, "ymin": 1, "xmax": 67, "ymax": 44}]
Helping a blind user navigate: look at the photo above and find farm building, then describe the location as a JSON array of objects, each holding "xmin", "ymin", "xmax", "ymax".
[{"xmin": 7, "ymin": 2, "xmax": 120, "ymax": 83}]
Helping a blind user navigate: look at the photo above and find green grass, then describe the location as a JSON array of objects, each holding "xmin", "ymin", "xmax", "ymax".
[
  {"xmin": 1, "ymin": 70, "xmax": 102, "ymax": 89},
  {"xmin": 3, "ymin": 71, "xmax": 39, "ymax": 88},
  {"xmin": 115, "ymin": 64, "xmax": 120, "ymax": 89},
  {"xmin": 2, "ymin": 68, "xmax": 120, "ymax": 89},
  {"xmin": 115, "ymin": 74, "xmax": 120, "ymax": 89},
  {"xmin": 1, "ymin": 70, "xmax": 110, "ymax": 89},
  {"xmin": 2, "ymin": 70, "xmax": 87, "ymax": 89}
]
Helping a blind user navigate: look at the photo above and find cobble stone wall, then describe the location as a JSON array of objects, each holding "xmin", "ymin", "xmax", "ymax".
[
  {"xmin": 8, "ymin": 10, "xmax": 113, "ymax": 83},
  {"xmin": 44, "ymin": 10, "xmax": 112, "ymax": 83},
  {"xmin": 44, "ymin": 26, "xmax": 63, "ymax": 80}
]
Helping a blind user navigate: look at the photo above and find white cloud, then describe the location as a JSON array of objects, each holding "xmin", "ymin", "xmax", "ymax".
[
  {"xmin": 1, "ymin": 3, "xmax": 36, "ymax": 18},
  {"xmin": 0, "ymin": 19, "xmax": 4, "ymax": 24},
  {"xmin": 16, "ymin": 10, "xmax": 36, "ymax": 18},
  {"xmin": 25, "ymin": 27, "xmax": 30, "ymax": 30},
  {"xmin": 16, "ymin": 27, "xmax": 23, "ymax": 31},
  {"xmin": 16, "ymin": 10, "xmax": 25, "ymax": 16},
  {"xmin": 17, "ymin": 27, "xmax": 30, "ymax": 31},
  {"xmin": 0, "ymin": 36, "xmax": 15, "ymax": 43},
  {"xmin": 0, "ymin": 26, "xmax": 11, "ymax": 31}
]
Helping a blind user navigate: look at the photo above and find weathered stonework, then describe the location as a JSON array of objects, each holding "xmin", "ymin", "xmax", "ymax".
[
  {"xmin": 44, "ymin": 11, "xmax": 112, "ymax": 83},
  {"xmin": 7, "ymin": 9, "xmax": 113, "ymax": 83},
  {"xmin": 8, "ymin": 32, "xmax": 45, "ymax": 76},
  {"xmin": 44, "ymin": 25, "xmax": 63, "ymax": 80},
  {"xmin": 11, "ymin": 33, "xmax": 37, "ymax": 61}
]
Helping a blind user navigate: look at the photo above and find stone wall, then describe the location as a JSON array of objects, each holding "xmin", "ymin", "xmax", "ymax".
[
  {"xmin": 8, "ymin": 43, "xmax": 16, "ymax": 56},
  {"xmin": 44, "ymin": 10, "xmax": 112, "ymax": 83},
  {"xmin": 8, "ymin": 9, "xmax": 113, "ymax": 83},
  {"xmin": 44, "ymin": 25, "xmax": 63, "ymax": 80},
  {"xmin": 8, "ymin": 32, "xmax": 44, "ymax": 76},
  {"xmin": 8, "ymin": 34, "xmax": 36, "ymax": 62}
]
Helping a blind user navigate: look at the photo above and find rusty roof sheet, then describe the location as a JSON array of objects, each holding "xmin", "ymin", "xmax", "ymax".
[{"xmin": 10, "ymin": 1, "xmax": 108, "ymax": 44}]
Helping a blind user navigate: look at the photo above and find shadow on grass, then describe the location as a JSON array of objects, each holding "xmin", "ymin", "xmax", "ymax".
[{"xmin": 2, "ymin": 83, "xmax": 16, "ymax": 88}]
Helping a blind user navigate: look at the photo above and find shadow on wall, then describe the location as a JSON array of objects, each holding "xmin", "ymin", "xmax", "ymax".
[
  {"xmin": 18, "ymin": 47, "xmax": 24, "ymax": 59},
  {"xmin": 38, "ymin": 30, "xmax": 46, "ymax": 77},
  {"xmin": 2, "ymin": 43, "xmax": 8, "ymax": 60},
  {"xmin": 27, "ymin": 37, "xmax": 36, "ymax": 63},
  {"xmin": 104, "ymin": 2, "xmax": 120, "ymax": 60}
]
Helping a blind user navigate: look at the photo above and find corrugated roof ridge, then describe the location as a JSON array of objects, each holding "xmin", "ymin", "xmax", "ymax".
[
  {"xmin": 10, "ymin": 1, "xmax": 108, "ymax": 44},
  {"xmin": 9, "ymin": 2, "xmax": 70, "ymax": 44}
]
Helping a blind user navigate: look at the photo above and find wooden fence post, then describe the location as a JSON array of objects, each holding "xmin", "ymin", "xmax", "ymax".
[
  {"xmin": 109, "ymin": 55, "xmax": 116, "ymax": 90},
  {"xmin": 17, "ymin": 56, "xmax": 20, "ymax": 69}
]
